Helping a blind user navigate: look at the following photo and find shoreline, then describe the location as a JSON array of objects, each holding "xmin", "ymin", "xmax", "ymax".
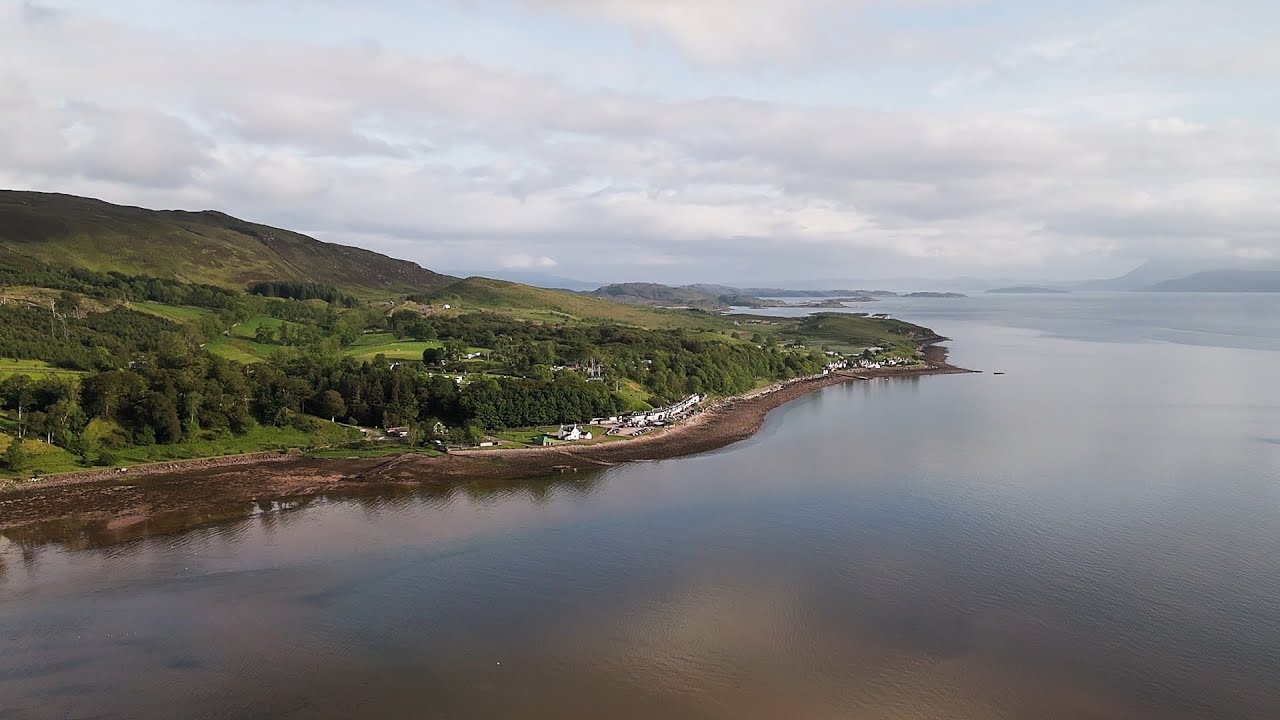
[{"xmin": 0, "ymin": 356, "xmax": 975, "ymax": 539}]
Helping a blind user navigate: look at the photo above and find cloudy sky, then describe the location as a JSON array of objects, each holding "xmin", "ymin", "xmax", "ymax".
[{"xmin": 2, "ymin": 0, "xmax": 1277, "ymax": 285}]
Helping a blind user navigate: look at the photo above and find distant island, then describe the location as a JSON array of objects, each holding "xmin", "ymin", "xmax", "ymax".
[
  {"xmin": 987, "ymin": 286, "xmax": 1070, "ymax": 294},
  {"xmin": 795, "ymin": 297, "xmax": 879, "ymax": 308},
  {"xmin": 724, "ymin": 288, "xmax": 899, "ymax": 298},
  {"xmin": 586, "ymin": 282, "xmax": 784, "ymax": 310},
  {"xmin": 588, "ymin": 283, "xmax": 969, "ymax": 306}
]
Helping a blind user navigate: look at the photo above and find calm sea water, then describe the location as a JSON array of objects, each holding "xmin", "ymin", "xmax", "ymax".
[{"xmin": 3, "ymin": 293, "xmax": 1280, "ymax": 719}]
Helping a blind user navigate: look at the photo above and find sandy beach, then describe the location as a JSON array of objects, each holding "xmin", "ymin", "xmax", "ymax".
[{"xmin": 0, "ymin": 356, "xmax": 974, "ymax": 539}]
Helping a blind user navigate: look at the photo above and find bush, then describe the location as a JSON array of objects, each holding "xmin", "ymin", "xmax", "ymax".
[
  {"xmin": 3, "ymin": 438, "xmax": 29, "ymax": 474},
  {"xmin": 289, "ymin": 413, "xmax": 323, "ymax": 432}
]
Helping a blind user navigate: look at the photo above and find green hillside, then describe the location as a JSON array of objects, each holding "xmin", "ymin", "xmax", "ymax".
[
  {"xmin": 426, "ymin": 277, "xmax": 729, "ymax": 329},
  {"xmin": 0, "ymin": 190, "xmax": 455, "ymax": 295}
]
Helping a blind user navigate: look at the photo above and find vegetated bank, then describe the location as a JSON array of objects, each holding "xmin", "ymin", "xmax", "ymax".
[
  {"xmin": 1, "ymin": 254, "xmax": 937, "ymax": 482},
  {"xmin": 0, "ymin": 348, "xmax": 973, "ymax": 543}
]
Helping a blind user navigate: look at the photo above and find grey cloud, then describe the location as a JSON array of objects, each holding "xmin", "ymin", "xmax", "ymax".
[
  {"xmin": 20, "ymin": 1, "xmax": 59, "ymax": 24},
  {"xmin": 0, "ymin": 91, "xmax": 211, "ymax": 187},
  {"xmin": 2, "ymin": 2, "xmax": 1279, "ymax": 281}
]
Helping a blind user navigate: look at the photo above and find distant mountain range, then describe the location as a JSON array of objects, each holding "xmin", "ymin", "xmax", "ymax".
[
  {"xmin": 1142, "ymin": 270, "xmax": 1280, "ymax": 292},
  {"xmin": 1073, "ymin": 260, "xmax": 1215, "ymax": 291},
  {"xmin": 979, "ymin": 261, "xmax": 1280, "ymax": 294},
  {"xmin": 1070, "ymin": 260, "xmax": 1280, "ymax": 293}
]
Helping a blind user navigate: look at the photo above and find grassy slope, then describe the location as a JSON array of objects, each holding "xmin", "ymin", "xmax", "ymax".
[
  {"xmin": 422, "ymin": 279, "xmax": 932, "ymax": 353},
  {"xmin": 0, "ymin": 190, "xmax": 455, "ymax": 295},
  {"xmin": 778, "ymin": 313, "xmax": 934, "ymax": 353},
  {"xmin": 589, "ymin": 282, "xmax": 726, "ymax": 309},
  {"xmin": 0, "ymin": 358, "xmax": 86, "ymax": 381},
  {"xmin": 428, "ymin": 277, "xmax": 731, "ymax": 330},
  {"xmin": 231, "ymin": 315, "xmax": 296, "ymax": 339},
  {"xmin": 346, "ymin": 334, "xmax": 444, "ymax": 361},
  {"xmin": 131, "ymin": 301, "xmax": 213, "ymax": 323},
  {"xmin": 204, "ymin": 338, "xmax": 269, "ymax": 364}
]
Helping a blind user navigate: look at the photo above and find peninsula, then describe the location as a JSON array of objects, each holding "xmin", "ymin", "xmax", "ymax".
[{"xmin": 0, "ymin": 190, "xmax": 972, "ymax": 537}]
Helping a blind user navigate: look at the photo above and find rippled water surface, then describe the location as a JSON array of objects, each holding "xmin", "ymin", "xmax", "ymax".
[{"xmin": 3, "ymin": 293, "xmax": 1280, "ymax": 719}]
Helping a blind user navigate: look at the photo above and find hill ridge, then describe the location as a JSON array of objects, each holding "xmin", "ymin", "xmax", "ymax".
[{"xmin": 0, "ymin": 189, "xmax": 455, "ymax": 295}]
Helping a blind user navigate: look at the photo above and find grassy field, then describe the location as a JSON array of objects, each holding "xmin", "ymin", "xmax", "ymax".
[
  {"xmin": 0, "ymin": 436, "xmax": 83, "ymax": 477},
  {"xmin": 131, "ymin": 301, "xmax": 213, "ymax": 323},
  {"xmin": 344, "ymin": 333, "xmax": 443, "ymax": 360},
  {"xmin": 0, "ymin": 358, "xmax": 86, "ymax": 380},
  {"xmin": 488, "ymin": 425, "xmax": 562, "ymax": 446},
  {"xmin": 0, "ymin": 417, "xmax": 363, "ymax": 480},
  {"xmin": 129, "ymin": 304, "xmax": 280, "ymax": 363},
  {"xmin": 205, "ymin": 337, "xmax": 271, "ymax": 363},
  {"xmin": 230, "ymin": 315, "xmax": 297, "ymax": 339},
  {"xmin": 613, "ymin": 379, "xmax": 655, "ymax": 411},
  {"xmin": 107, "ymin": 422, "xmax": 362, "ymax": 465},
  {"xmin": 775, "ymin": 313, "xmax": 924, "ymax": 354},
  {"xmin": 486, "ymin": 424, "xmax": 618, "ymax": 448}
]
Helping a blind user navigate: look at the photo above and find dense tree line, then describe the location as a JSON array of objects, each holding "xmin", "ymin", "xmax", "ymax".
[
  {"xmin": 1, "ymin": 348, "xmax": 626, "ymax": 468},
  {"xmin": 272, "ymin": 353, "xmax": 623, "ymax": 430},
  {"xmin": 0, "ymin": 304, "xmax": 190, "ymax": 370},
  {"xmin": 248, "ymin": 281, "xmax": 357, "ymax": 307},
  {"xmin": 3, "ymin": 344, "xmax": 313, "ymax": 465},
  {"xmin": 1, "ymin": 374, "xmax": 87, "ymax": 457},
  {"xmin": 0, "ymin": 258, "xmax": 240, "ymax": 309},
  {"xmin": 392, "ymin": 311, "xmax": 828, "ymax": 403}
]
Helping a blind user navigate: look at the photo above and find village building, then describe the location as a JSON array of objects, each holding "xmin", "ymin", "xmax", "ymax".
[
  {"xmin": 555, "ymin": 424, "xmax": 592, "ymax": 441},
  {"xmin": 623, "ymin": 394, "xmax": 703, "ymax": 427}
]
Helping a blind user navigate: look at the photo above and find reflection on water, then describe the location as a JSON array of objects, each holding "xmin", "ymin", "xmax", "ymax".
[
  {"xmin": 1, "ymin": 473, "xmax": 608, "ymax": 554},
  {"xmin": 4, "ymin": 294, "xmax": 1280, "ymax": 719}
]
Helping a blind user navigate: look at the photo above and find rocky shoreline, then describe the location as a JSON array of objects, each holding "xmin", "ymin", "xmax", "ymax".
[{"xmin": 0, "ymin": 355, "xmax": 975, "ymax": 543}]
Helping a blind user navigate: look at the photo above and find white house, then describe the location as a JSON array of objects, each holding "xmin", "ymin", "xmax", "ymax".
[{"xmin": 555, "ymin": 424, "xmax": 592, "ymax": 441}]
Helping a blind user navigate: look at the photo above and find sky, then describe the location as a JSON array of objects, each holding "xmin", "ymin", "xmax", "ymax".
[{"xmin": 1, "ymin": 0, "xmax": 1278, "ymax": 285}]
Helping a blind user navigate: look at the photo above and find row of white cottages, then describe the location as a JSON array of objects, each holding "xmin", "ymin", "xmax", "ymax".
[{"xmin": 592, "ymin": 393, "xmax": 704, "ymax": 428}]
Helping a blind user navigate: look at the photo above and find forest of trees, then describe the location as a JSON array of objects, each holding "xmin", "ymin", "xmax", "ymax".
[
  {"xmin": 0, "ymin": 303, "xmax": 191, "ymax": 370},
  {"xmin": 388, "ymin": 309, "xmax": 827, "ymax": 402},
  {"xmin": 248, "ymin": 280, "xmax": 357, "ymax": 307},
  {"xmin": 0, "ymin": 257, "xmax": 242, "ymax": 309}
]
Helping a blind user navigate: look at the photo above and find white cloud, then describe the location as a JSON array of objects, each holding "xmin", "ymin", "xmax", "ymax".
[
  {"xmin": 521, "ymin": 0, "xmax": 971, "ymax": 66},
  {"xmin": 498, "ymin": 253, "xmax": 558, "ymax": 269},
  {"xmin": 1, "ymin": 0, "xmax": 1278, "ymax": 282}
]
